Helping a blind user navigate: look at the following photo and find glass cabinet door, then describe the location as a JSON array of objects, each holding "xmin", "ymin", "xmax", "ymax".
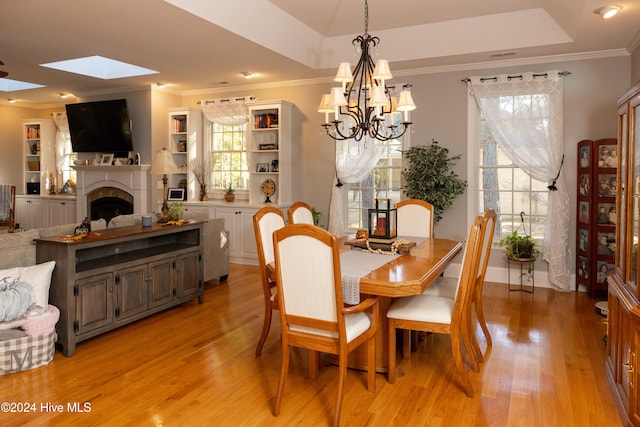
[
  {"xmin": 618, "ymin": 104, "xmax": 628, "ymax": 281},
  {"xmin": 629, "ymin": 95, "xmax": 640, "ymax": 295}
]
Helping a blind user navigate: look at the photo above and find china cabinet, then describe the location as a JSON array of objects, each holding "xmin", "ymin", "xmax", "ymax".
[{"xmin": 607, "ymin": 81, "xmax": 640, "ymax": 426}]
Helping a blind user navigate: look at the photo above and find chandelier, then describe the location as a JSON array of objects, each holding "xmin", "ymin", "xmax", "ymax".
[{"xmin": 318, "ymin": 0, "xmax": 416, "ymax": 142}]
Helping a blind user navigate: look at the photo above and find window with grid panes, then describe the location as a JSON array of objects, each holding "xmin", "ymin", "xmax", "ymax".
[
  {"xmin": 208, "ymin": 122, "xmax": 249, "ymax": 192},
  {"xmin": 476, "ymin": 111, "xmax": 548, "ymax": 241},
  {"xmin": 346, "ymin": 136, "xmax": 404, "ymax": 230}
]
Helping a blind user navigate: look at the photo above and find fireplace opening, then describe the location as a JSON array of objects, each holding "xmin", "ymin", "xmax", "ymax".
[{"xmin": 87, "ymin": 186, "xmax": 134, "ymax": 224}]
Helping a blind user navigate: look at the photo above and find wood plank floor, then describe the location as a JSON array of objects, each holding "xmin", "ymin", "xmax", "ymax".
[{"xmin": 2, "ymin": 263, "xmax": 622, "ymax": 426}]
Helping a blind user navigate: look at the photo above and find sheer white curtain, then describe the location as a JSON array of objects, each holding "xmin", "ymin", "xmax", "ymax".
[
  {"xmin": 200, "ymin": 96, "xmax": 254, "ymax": 127},
  {"xmin": 467, "ymin": 71, "xmax": 571, "ymax": 291},
  {"xmin": 52, "ymin": 112, "xmax": 72, "ymax": 178},
  {"xmin": 328, "ymin": 138, "xmax": 384, "ymax": 236}
]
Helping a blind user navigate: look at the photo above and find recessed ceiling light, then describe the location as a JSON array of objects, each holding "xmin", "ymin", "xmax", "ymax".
[
  {"xmin": 58, "ymin": 92, "xmax": 74, "ymax": 99},
  {"xmin": 7, "ymin": 98, "xmax": 16, "ymax": 103},
  {"xmin": 594, "ymin": 5, "xmax": 622, "ymax": 19},
  {"xmin": 241, "ymin": 71, "xmax": 256, "ymax": 79},
  {"xmin": 40, "ymin": 55, "xmax": 158, "ymax": 79},
  {"xmin": 0, "ymin": 78, "xmax": 45, "ymax": 92},
  {"xmin": 156, "ymin": 82, "xmax": 167, "ymax": 87}
]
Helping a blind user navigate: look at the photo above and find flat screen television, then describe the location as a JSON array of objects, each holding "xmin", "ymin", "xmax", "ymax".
[{"xmin": 66, "ymin": 99, "xmax": 134, "ymax": 154}]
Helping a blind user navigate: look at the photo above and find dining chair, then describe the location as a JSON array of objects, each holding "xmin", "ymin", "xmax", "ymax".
[
  {"xmin": 395, "ymin": 198, "xmax": 434, "ymax": 238},
  {"xmin": 287, "ymin": 201, "xmax": 314, "ymax": 225},
  {"xmin": 421, "ymin": 209, "xmax": 496, "ymax": 364},
  {"xmin": 272, "ymin": 223, "xmax": 379, "ymax": 427},
  {"xmin": 387, "ymin": 214, "xmax": 485, "ymax": 397},
  {"xmin": 0, "ymin": 184, "xmax": 16, "ymax": 228},
  {"xmin": 253, "ymin": 206, "xmax": 286, "ymax": 357}
]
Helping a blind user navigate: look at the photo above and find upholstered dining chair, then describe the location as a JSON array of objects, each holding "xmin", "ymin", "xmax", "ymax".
[
  {"xmin": 387, "ymin": 214, "xmax": 485, "ymax": 397},
  {"xmin": 253, "ymin": 206, "xmax": 285, "ymax": 357},
  {"xmin": 421, "ymin": 209, "xmax": 496, "ymax": 364},
  {"xmin": 272, "ymin": 224, "xmax": 379, "ymax": 427},
  {"xmin": 395, "ymin": 199, "xmax": 434, "ymax": 238},
  {"xmin": 287, "ymin": 201, "xmax": 314, "ymax": 225}
]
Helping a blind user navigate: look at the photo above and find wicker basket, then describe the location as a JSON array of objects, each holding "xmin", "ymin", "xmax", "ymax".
[{"xmin": 27, "ymin": 161, "xmax": 40, "ymax": 171}]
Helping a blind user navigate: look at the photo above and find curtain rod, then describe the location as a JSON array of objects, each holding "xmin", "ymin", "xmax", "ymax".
[
  {"xmin": 461, "ymin": 71, "xmax": 571, "ymax": 83},
  {"xmin": 197, "ymin": 95, "xmax": 256, "ymax": 105}
]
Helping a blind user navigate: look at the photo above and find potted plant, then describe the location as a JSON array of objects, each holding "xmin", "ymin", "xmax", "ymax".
[
  {"xmin": 401, "ymin": 139, "xmax": 467, "ymax": 222},
  {"xmin": 168, "ymin": 202, "xmax": 184, "ymax": 221},
  {"xmin": 499, "ymin": 230, "xmax": 538, "ymax": 259},
  {"xmin": 188, "ymin": 159, "xmax": 211, "ymax": 201},
  {"xmin": 223, "ymin": 182, "xmax": 235, "ymax": 202}
]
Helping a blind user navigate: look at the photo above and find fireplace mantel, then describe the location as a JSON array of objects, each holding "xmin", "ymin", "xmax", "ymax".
[{"xmin": 74, "ymin": 165, "xmax": 150, "ymax": 220}]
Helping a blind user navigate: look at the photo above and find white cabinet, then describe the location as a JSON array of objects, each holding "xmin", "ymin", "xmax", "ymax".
[
  {"xmin": 248, "ymin": 101, "xmax": 295, "ymax": 205},
  {"xmin": 15, "ymin": 196, "xmax": 46, "ymax": 230},
  {"xmin": 168, "ymin": 108, "xmax": 202, "ymax": 201},
  {"xmin": 49, "ymin": 197, "xmax": 77, "ymax": 226},
  {"xmin": 23, "ymin": 119, "xmax": 55, "ymax": 196},
  {"xmin": 216, "ymin": 206, "xmax": 258, "ymax": 264}
]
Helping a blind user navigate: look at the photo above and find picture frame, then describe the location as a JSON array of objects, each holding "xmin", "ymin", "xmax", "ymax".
[
  {"xmin": 271, "ymin": 159, "xmax": 279, "ymax": 172},
  {"xmin": 167, "ymin": 188, "xmax": 186, "ymax": 201},
  {"xmin": 598, "ymin": 144, "xmax": 617, "ymax": 168},
  {"xmin": 256, "ymin": 163, "xmax": 269, "ymax": 173},
  {"xmin": 100, "ymin": 153, "xmax": 114, "ymax": 165},
  {"xmin": 579, "ymin": 146, "xmax": 590, "ymax": 168}
]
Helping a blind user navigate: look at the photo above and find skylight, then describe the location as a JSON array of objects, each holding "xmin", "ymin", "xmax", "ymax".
[
  {"xmin": 0, "ymin": 78, "xmax": 45, "ymax": 92},
  {"xmin": 40, "ymin": 55, "xmax": 158, "ymax": 79}
]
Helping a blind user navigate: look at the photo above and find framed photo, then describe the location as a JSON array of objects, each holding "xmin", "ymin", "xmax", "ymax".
[
  {"xmin": 579, "ymin": 173, "xmax": 589, "ymax": 196},
  {"xmin": 256, "ymin": 163, "xmax": 269, "ymax": 173},
  {"xmin": 597, "ymin": 174, "xmax": 616, "ymax": 197},
  {"xmin": 578, "ymin": 228, "xmax": 588, "ymax": 252},
  {"xmin": 100, "ymin": 153, "xmax": 114, "ymax": 165},
  {"xmin": 578, "ymin": 201, "xmax": 589, "ymax": 224},
  {"xmin": 598, "ymin": 144, "xmax": 617, "ymax": 168},
  {"xmin": 271, "ymin": 159, "xmax": 279, "ymax": 172},
  {"xmin": 167, "ymin": 188, "xmax": 186, "ymax": 201},
  {"xmin": 579, "ymin": 145, "xmax": 590, "ymax": 168},
  {"xmin": 578, "ymin": 256, "xmax": 589, "ymax": 280}
]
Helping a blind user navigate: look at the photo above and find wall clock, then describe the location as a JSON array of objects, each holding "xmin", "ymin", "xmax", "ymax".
[{"xmin": 261, "ymin": 178, "xmax": 276, "ymax": 203}]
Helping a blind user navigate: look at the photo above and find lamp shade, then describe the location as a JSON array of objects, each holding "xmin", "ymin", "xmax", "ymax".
[
  {"xmin": 369, "ymin": 86, "xmax": 388, "ymax": 107},
  {"xmin": 329, "ymin": 87, "xmax": 348, "ymax": 107},
  {"xmin": 373, "ymin": 59, "xmax": 393, "ymax": 81},
  {"xmin": 317, "ymin": 94, "xmax": 333, "ymax": 113},
  {"xmin": 151, "ymin": 148, "xmax": 180, "ymax": 175},
  {"xmin": 334, "ymin": 62, "xmax": 354, "ymax": 83},
  {"xmin": 396, "ymin": 90, "xmax": 416, "ymax": 112}
]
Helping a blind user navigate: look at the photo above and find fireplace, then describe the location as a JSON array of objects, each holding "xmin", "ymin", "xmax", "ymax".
[
  {"xmin": 74, "ymin": 165, "xmax": 150, "ymax": 221},
  {"xmin": 87, "ymin": 187, "xmax": 134, "ymax": 224}
]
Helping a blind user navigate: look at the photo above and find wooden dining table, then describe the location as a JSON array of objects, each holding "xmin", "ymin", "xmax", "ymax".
[{"xmin": 338, "ymin": 236, "xmax": 463, "ymax": 373}]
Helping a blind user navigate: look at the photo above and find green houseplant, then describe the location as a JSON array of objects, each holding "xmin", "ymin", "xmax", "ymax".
[
  {"xmin": 223, "ymin": 182, "xmax": 235, "ymax": 202},
  {"xmin": 401, "ymin": 139, "xmax": 468, "ymax": 222},
  {"xmin": 499, "ymin": 231, "xmax": 538, "ymax": 259}
]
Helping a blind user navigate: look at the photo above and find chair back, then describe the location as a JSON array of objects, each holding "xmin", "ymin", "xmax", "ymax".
[
  {"xmin": 395, "ymin": 199, "xmax": 434, "ymax": 238},
  {"xmin": 287, "ymin": 201, "xmax": 315, "ymax": 225},
  {"xmin": 0, "ymin": 185, "xmax": 16, "ymax": 227},
  {"xmin": 477, "ymin": 209, "xmax": 496, "ymax": 285},
  {"xmin": 451, "ymin": 214, "xmax": 485, "ymax": 308},
  {"xmin": 254, "ymin": 207, "xmax": 286, "ymax": 268},
  {"xmin": 273, "ymin": 224, "xmax": 344, "ymax": 336}
]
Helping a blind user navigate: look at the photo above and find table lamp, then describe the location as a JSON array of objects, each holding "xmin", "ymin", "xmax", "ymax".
[{"xmin": 151, "ymin": 148, "xmax": 180, "ymax": 222}]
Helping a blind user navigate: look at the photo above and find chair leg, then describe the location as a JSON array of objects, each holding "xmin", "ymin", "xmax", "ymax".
[
  {"xmin": 388, "ymin": 320, "xmax": 397, "ymax": 384},
  {"xmin": 333, "ymin": 352, "xmax": 347, "ymax": 427},
  {"xmin": 451, "ymin": 329, "xmax": 474, "ymax": 398},
  {"xmin": 255, "ymin": 306, "xmax": 272, "ymax": 357},
  {"xmin": 273, "ymin": 343, "xmax": 290, "ymax": 416},
  {"xmin": 367, "ymin": 334, "xmax": 376, "ymax": 392},
  {"xmin": 309, "ymin": 350, "xmax": 319, "ymax": 380}
]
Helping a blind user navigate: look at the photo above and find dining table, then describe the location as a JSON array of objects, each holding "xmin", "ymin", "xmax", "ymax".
[{"xmin": 337, "ymin": 235, "xmax": 463, "ymax": 373}]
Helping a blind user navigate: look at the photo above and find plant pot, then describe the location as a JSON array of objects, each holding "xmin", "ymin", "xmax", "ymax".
[
  {"xmin": 513, "ymin": 242, "xmax": 534, "ymax": 259},
  {"xmin": 224, "ymin": 194, "xmax": 235, "ymax": 202}
]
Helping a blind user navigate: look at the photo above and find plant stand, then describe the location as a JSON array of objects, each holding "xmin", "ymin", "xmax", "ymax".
[{"xmin": 507, "ymin": 254, "xmax": 537, "ymax": 293}]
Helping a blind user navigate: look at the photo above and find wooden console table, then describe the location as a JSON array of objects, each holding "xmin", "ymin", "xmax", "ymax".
[{"xmin": 36, "ymin": 222, "xmax": 204, "ymax": 356}]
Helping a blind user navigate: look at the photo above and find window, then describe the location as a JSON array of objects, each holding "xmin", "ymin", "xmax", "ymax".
[
  {"xmin": 469, "ymin": 99, "xmax": 548, "ymax": 241},
  {"xmin": 208, "ymin": 122, "xmax": 249, "ymax": 191},
  {"xmin": 346, "ymin": 136, "xmax": 404, "ymax": 230}
]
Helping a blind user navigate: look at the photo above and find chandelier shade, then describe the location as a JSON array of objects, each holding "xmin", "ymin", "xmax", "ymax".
[{"xmin": 319, "ymin": 0, "xmax": 416, "ymax": 142}]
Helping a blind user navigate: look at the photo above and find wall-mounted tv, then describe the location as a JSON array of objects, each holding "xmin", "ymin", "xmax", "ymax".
[{"xmin": 66, "ymin": 99, "xmax": 134, "ymax": 154}]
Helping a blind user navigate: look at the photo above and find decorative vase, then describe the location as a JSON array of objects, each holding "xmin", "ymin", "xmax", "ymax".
[
  {"xmin": 224, "ymin": 194, "xmax": 235, "ymax": 202},
  {"xmin": 199, "ymin": 184, "xmax": 208, "ymax": 201}
]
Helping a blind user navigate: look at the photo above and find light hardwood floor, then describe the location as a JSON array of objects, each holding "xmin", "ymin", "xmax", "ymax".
[{"xmin": 2, "ymin": 263, "xmax": 622, "ymax": 426}]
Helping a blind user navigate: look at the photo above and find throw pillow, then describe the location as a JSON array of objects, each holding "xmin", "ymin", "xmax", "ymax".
[
  {"xmin": 0, "ymin": 278, "xmax": 32, "ymax": 321},
  {"xmin": 0, "ymin": 261, "xmax": 56, "ymax": 310}
]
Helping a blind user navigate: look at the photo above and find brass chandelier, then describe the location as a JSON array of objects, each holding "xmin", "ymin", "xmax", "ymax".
[{"xmin": 318, "ymin": 0, "xmax": 416, "ymax": 142}]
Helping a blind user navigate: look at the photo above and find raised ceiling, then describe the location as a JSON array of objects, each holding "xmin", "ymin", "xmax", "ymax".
[{"xmin": 1, "ymin": 0, "xmax": 639, "ymax": 106}]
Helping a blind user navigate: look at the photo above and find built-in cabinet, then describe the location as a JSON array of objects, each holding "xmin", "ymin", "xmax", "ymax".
[
  {"xmin": 216, "ymin": 206, "xmax": 258, "ymax": 263},
  {"xmin": 248, "ymin": 101, "xmax": 294, "ymax": 205},
  {"xmin": 607, "ymin": 81, "xmax": 640, "ymax": 426},
  {"xmin": 167, "ymin": 108, "xmax": 202, "ymax": 201},
  {"xmin": 576, "ymin": 138, "xmax": 617, "ymax": 297},
  {"xmin": 36, "ymin": 222, "xmax": 204, "ymax": 357},
  {"xmin": 15, "ymin": 195, "xmax": 76, "ymax": 230},
  {"xmin": 23, "ymin": 119, "xmax": 55, "ymax": 196}
]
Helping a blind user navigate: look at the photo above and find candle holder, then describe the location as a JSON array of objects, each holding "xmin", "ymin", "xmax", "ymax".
[{"xmin": 368, "ymin": 198, "xmax": 397, "ymax": 243}]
